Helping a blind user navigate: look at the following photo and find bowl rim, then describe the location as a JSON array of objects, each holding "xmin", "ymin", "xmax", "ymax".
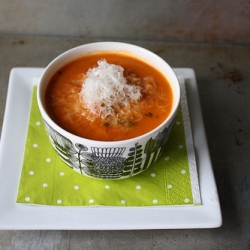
[{"xmin": 37, "ymin": 41, "xmax": 180, "ymax": 146}]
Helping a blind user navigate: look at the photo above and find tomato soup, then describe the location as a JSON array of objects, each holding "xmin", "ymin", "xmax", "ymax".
[{"xmin": 45, "ymin": 53, "xmax": 173, "ymax": 141}]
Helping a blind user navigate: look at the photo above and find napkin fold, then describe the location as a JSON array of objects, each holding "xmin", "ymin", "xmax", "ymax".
[{"xmin": 16, "ymin": 76, "xmax": 201, "ymax": 207}]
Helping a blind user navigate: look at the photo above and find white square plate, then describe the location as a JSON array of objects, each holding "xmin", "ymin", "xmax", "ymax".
[{"xmin": 0, "ymin": 68, "xmax": 222, "ymax": 230}]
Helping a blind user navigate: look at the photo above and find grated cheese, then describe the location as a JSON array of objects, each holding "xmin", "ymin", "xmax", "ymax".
[{"xmin": 79, "ymin": 59, "xmax": 141, "ymax": 119}]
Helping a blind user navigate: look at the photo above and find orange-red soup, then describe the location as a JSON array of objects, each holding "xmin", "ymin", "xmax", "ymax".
[{"xmin": 45, "ymin": 53, "xmax": 173, "ymax": 141}]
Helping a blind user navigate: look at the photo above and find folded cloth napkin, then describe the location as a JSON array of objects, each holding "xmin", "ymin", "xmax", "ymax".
[{"xmin": 16, "ymin": 76, "xmax": 201, "ymax": 206}]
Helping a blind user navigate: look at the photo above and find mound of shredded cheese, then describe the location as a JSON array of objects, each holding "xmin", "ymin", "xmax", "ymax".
[{"xmin": 79, "ymin": 59, "xmax": 141, "ymax": 120}]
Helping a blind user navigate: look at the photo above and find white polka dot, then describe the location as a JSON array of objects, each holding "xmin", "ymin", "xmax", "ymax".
[
  {"xmin": 46, "ymin": 158, "xmax": 51, "ymax": 162},
  {"xmin": 89, "ymin": 199, "xmax": 94, "ymax": 204},
  {"xmin": 136, "ymin": 185, "xmax": 141, "ymax": 189},
  {"xmin": 167, "ymin": 184, "xmax": 172, "ymax": 189},
  {"xmin": 151, "ymin": 173, "xmax": 156, "ymax": 177},
  {"xmin": 57, "ymin": 199, "xmax": 62, "ymax": 204},
  {"xmin": 184, "ymin": 198, "xmax": 190, "ymax": 203},
  {"xmin": 165, "ymin": 157, "xmax": 170, "ymax": 161},
  {"xmin": 36, "ymin": 121, "xmax": 41, "ymax": 125},
  {"xmin": 176, "ymin": 121, "xmax": 181, "ymax": 125},
  {"xmin": 181, "ymin": 170, "xmax": 186, "ymax": 174},
  {"xmin": 25, "ymin": 197, "xmax": 30, "ymax": 202},
  {"xmin": 60, "ymin": 172, "xmax": 65, "ymax": 176},
  {"xmin": 121, "ymin": 200, "xmax": 126, "ymax": 204},
  {"xmin": 153, "ymin": 199, "xmax": 158, "ymax": 204},
  {"xmin": 105, "ymin": 185, "xmax": 110, "ymax": 189},
  {"xmin": 179, "ymin": 145, "xmax": 183, "ymax": 149},
  {"xmin": 43, "ymin": 183, "xmax": 48, "ymax": 187},
  {"xmin": 74, "ymin": 186, "xmax": 79, "ymax": 190},
  {"xmin": 29, "ymin": 171, "xmax": 34, "ymax": 175},
  {"xmin": 33, "ymin": 143, "xmax": 38, "ymax": 148}
]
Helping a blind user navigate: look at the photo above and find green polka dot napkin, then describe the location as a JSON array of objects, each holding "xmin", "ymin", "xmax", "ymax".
[{"xmin": 16, "ymin": 76, "xmax": 201, "ymax": 206}]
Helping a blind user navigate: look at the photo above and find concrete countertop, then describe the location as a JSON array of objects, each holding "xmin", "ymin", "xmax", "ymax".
[{"xmin": 0, "ymin": 35, "xmax": 249, "ymax": 249}]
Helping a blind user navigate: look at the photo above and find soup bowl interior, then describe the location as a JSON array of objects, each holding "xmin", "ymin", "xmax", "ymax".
[{"xmin": 37, "ymin": 42, "xmax": 180, "ymax": 180}]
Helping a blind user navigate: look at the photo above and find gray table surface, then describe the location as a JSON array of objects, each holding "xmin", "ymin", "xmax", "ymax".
[{"xmin": 0, "ymin": 35, "xmax": 249, "ymax": 249}]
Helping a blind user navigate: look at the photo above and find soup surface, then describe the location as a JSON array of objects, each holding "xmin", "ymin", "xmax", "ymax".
[{"xmin": 45, "ymin": 52, "xmax": 173, "ymax": 141}]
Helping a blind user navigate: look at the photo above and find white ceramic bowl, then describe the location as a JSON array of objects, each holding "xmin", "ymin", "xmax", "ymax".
[{"xmin": 37, "ymin": 42, "xmax": 180, "ymax": 180}]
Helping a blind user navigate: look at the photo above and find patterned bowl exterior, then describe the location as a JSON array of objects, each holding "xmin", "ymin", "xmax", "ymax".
[{"xmin": 43, "ymin": 118, "xmax": 175, "ymax": 180}]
